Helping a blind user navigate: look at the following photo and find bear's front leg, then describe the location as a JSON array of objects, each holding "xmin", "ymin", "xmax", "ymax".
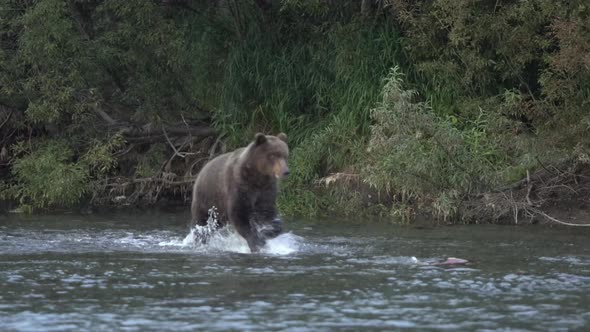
[
  {"xmin": 230, "ymin": 205, "xmax": 265, "ymax": 253},
  {"xmin": 235, "ymin": 221, "xmax": 265, "ymax": 252},
  {"xmin": 252, "ymin": 194, "xmax": 283, "ymax": 240}
]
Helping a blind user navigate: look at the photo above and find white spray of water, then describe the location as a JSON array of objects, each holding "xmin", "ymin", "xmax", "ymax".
[
  {"xmin": 165, "ymin": 207, "xmax": 302, "ymax": 255},
  {"xmin": 261, "ymin": 233, "xmax": 302, "ymax": 255}
]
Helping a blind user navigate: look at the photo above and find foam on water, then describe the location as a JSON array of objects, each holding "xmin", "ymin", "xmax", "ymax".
[
  {"xmin": 161, "ymin": 207, "xmax": 303, "ymax": 255},
  {"xmin": 181, "ymin": 225, "xmax": 250, "ymax": 253},
  {"xmin": 177, "ymin": 225, "xmax": 303, "ymax": 255},
  {"xmin": 262, "ymin": 232, "xmax": 303, "ymax": 255}
]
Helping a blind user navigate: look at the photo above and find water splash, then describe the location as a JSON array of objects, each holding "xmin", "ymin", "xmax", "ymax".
[
  {"xmin": 262, "ymin": 233, "xmax": 303, "ymax": 255},
  {"xmin": 178, "ymin": 207, "xmax": 302, "ymax": 255},
  {"xmin": 182, "ymin": 207, "xmax": 221, "ymax": 247}
]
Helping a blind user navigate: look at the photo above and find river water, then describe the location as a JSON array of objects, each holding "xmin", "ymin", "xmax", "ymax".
[{"xmin": 1, "ymin": 211, "xmax": 589, "ymax": 331}]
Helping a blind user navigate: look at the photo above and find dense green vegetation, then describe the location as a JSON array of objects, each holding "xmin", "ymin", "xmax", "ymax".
[{"xmin": 1, "ymin": 0, "xmax": 589, "ymax": 223}]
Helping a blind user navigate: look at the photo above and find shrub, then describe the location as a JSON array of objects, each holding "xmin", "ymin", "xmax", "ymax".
[
  {"xmin": 9, "ymin": 141, "xmax": 88, "ymax": 211},
  {"xmin": 362, "ymin": 68, "xmax": 510, "ymax": 220}
]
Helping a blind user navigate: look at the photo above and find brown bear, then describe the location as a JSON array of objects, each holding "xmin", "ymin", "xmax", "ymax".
[{"xmin": 191, "ymin": 133, "xmax": 289, "ymax": 252}]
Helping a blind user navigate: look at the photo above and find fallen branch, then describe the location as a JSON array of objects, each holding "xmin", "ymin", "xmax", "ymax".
[
  {"xmin": 162, "ymin": 136, "xmax": 196, "ymax": 174},
  {"xmin": 535, "ymin": 156, "xmax": 558, "ymax": 176},
  {"xmin": 121, "ymin": 125, "xmax": 216, "ymax": 142},
  {"xmin": 113, "ymin": 143, "xmax": 136, "ymax": 157},
  {"xmin": 0, "ymin": 111, "xmax": 13, "ymax": 131},
  {"xmin": 188, "ymin": 156, "xmax": 209, "ymax": 177},
  {"xmin": 180, "ymin": 113, "xmax": 193, "ymax": 148},
  {"xmin": 92, "ymin": 105, "xmax": 118, "ymax": 126},
  {"xmin": 209, "ymin": 134, "xmax": 225, "ymax": 160},
  {"xmin": 162, "ymin": 125, "xmax": 186, "ymax": 159},
  {"xmin": 528, "ymin": 207, "xmax": 590, "ymax": 227},
  {"xmin": 102, "ymin": 176, "xmax": 196, "ymax": 187},
  {"xmin": 91, "ymin": 102, "xmax": 215, "ymax": 140}
]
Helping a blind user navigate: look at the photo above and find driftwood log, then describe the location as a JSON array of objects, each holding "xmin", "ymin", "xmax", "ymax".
[{"xmin": 88, "ymin": 104, "xmax": 219, "ymax": 207}]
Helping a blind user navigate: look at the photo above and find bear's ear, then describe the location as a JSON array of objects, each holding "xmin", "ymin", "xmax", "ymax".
[
  {"xmin": 254, "ymin": 133, "xmax": 267, "ymax": 146},
  {"xmin": 277, "ymin": 132, "xmax": 287, "ymax": 142}
]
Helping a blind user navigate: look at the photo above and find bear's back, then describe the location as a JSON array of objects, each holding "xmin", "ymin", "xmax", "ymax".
[{"xmin": 192, "ymin": 148, "xmax": 244, "ymax": 224}]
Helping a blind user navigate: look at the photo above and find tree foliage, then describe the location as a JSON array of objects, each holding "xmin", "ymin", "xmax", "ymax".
[
  {"xmin": 0, "ymin": 0, "xmax": 211, "ymax": 210},
  {"xmin": 1, "ymin": 0, "xmax": 589, "ymax": 222}
]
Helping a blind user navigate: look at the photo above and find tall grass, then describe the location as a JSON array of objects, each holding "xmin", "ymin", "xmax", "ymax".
[{"xmin": 186, "ymin": 13, "xmax": 404, "ymax": 216}]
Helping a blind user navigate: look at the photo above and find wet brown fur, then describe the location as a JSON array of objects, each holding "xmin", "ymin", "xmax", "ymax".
[{"xmin": 191, "ymin": 133, "xmax": 289, "ymax": 252}]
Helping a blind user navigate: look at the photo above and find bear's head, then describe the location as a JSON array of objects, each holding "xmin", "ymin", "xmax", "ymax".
[{"xmin": 246, "ymin": 132, "xmax": 289, "ymax": 180}]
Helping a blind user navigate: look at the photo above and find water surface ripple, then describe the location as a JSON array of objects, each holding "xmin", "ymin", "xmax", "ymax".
[{"xmin": 1, "ymin": 213, "xmax": 589, "ymax": 331}]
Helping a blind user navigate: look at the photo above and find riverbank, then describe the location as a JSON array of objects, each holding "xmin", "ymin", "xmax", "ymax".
[
  {"xmin": 5, "ymin": 163, "xmax": 589, "ymax": 228},
  {"xmin": 460, "ymin": 160, "xmax": 590, "ymax": 226},
  {"xmin": 1, "ymin": 1, "xmax": 589, "ymax": 225}
]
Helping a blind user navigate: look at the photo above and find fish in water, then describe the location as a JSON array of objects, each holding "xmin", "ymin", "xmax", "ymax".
[{"xmin": 431, "ymin": 257, "xmax": 469, "ymax": 266}]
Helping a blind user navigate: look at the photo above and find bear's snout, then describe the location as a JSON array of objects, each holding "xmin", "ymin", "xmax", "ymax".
[{"xmin": 273, "ymin": 159, "xmax": 289, "ymax": 179}]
